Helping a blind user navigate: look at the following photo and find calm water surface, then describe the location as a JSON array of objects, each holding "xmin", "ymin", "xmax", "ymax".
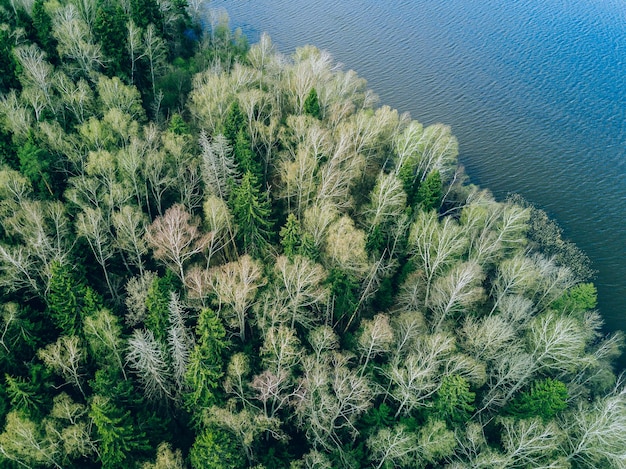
[{"xmin": 211, "ymin": 0, "xmax": 626, "ymax": 335}]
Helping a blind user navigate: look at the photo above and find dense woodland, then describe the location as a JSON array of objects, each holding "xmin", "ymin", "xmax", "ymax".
[{"xmin": 0, "ymin": 0, "xmax": 624, "ymax": 467}]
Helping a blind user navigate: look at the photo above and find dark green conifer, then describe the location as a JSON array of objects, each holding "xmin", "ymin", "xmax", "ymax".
[
  {"xmin": 303, "ymin": 87, "xmax": 321, "ymax": 119},
  {"xmin": 230, "ymin": 171, "xmax": 272, "ymax": 256}
]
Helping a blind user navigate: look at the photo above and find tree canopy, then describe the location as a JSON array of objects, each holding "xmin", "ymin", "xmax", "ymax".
[{"xmin": 0, "ymin": 3, "xmax": 623, "ymax": 468}]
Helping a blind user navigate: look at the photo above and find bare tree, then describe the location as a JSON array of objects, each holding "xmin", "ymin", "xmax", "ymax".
[
  {"xmin": 209, "ymin": 255, "xmax": 266, "ymax": 341},
  {"xmin": 407, "ymin": 209, "xmax": 468, "ymax": 306},
  {"xmin": 428, "ymin": 261, "xmax": 485, "ymax": 331},
  {"xmin": 76, "ymin": 206, "xmax": 116, "ymax": 298},
  {"xmin": 357, "ymin": 313, "xmax": 393, "ymax": 375},
  {"xmin": 126, "ymin": 328, "xmax": 173, "ymax": 402},
  {"xmin": 113, "ymin": 205, "xmax": 149, "ymax": 275},
  {"xmin": 38, "ymin": 336, "xmax": 87, "ymax": 398},
  {"xmin": 145, "ymin": 204, "xmax": 211, "ymax": 284}
]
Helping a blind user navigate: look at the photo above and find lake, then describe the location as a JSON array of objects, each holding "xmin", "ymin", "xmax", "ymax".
[{"xmin": 209, "ymin": 0, "xmax": 626, "ymax": 336}]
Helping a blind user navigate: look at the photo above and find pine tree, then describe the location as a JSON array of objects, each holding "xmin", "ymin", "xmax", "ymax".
[
  {"xmin": 46, "ymin": 262, "xmax": 84, "ymax": 336},
  {"xmin": 233, "ymin": 128, "xmax": 262, "ymax": 183},
  {"xmin": 90, "ymin": 395, "xmax": 149, "ymax": 467},
  {"xmin": 31, "ymin": 0, "xmax": 57, "ymax": 62},
  {"xmin": 303, "ymin": 87, "xmax": 321, "ymax": 119},
  {"xmin": 145, "ymin": 271, "xmax": 178, "ymax": 343},
  {"xmin": 230, "ymin": 172, "xmax": 272, "ymax": 256},
  {"xmin": 415, "ymin": 169, "xmax": 442, "ymax": 210},
  {"xmin": 184, "ymin": 308, "xmax": 227, "ymax": 413},
  {"xmin": 223, "ymin": 101, "xmax": 245, "ymax": 145}
]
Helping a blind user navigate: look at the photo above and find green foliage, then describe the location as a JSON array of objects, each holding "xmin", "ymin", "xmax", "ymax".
[
  {"xmin": 130, "ymin": 0, "xmax": 164, "ymax": 31},
  {"xmin": 224, "ymin": 101, "xmax": 245, "ymax": 145},
  {"xmin": 0, "ymin": 12, "xmax": 621, "ymax": 469},
  {"xmin": 17, "ymin": 138, "xmax": 56, "ymax": 198},
  {"xmin": 0, "ymin": 27, "xmax": 19, "ymax": 93},
  {"xmin": 415, "ymin": 169, "xmax": 443, "ymax": 211},
  {"xmin": 327, "ymin": 269, "xmax": 359, "ymax": 326},
  {"xmin": 31, "ymin": 0, "xmax": 57, "ymax": 61},
  {"xmin": 230, "ymin": 171, "xmax": 273, "ymax": 256},
  {"xmin": 303, "ymin": 88, "xmax": 321, "ymax": 119},
  {"xmin": 432, "ymin": 374, "xmax": 475, "ymax": 426},
  {"xmin": 145, "ymin": 270, "xmax": 178, "ymax": 343},
  {"xmin": 168, "ymin": 113, "xmax": 190, "ymax": 135},
  {"xmin": 46, "ymin": 261, "xmax": 90, "ymax": 336},
  {"xmin": 94, "ymin": 3, "xmax": 128, "ymax": 77},
  {"xmin": 185, "ymin": 308, "xmax": 228, "ymax": 413},
  {"xmin": 90, "ymin": 395, "xmax": 150, "ymax": 468},
  {"xmin": 189, "ymin": 426, "xmax": 246, "ymax": 469},
  {"xmin": 552, "ymin": 282, "xmax": 598, "ymax": 314},
  {"xmin": 234, "ymin": 128, "xmax": 263, "ymax": 182},
  {"xmin": 505, "ymin": 378, "xmax": 568, "ymax": 421},
  {"xmin": 280, "ymin": 213, "xmax": 317, "ymax": 260},
  {"xmin": 359, "ymin": 402, "xmax": 394, "ymax": 436}
]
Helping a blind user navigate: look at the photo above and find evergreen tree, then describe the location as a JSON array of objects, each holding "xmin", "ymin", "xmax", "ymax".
[
  {"xmin": 303, "ymin": 87, "xmax": 321, "ymax": 119},
  {"xmin": 223, "ymin": 101, "xmax": 245, "ymax": 145},
  {"xmin": 145, "ymin": 271, "xmax": 178, "ymax": 343},
  {"xmin": 185, "ymin": 308, "xmax": 227, "ymax": 413},
  {"xmin": 432, "ymin": 374, "xmax": 475, "ymax": 426},
  {"xmin": 190, "ymin": 426, "xmax": 246, "ymax": 469},
  {"xmin": 31, "ymin": 0, "xmax": 57, "ymax": 62},
  {"xmin": 130, "ymin": 0, "xmax": 164, "ymax": 31},
  {"xmin": 505, "ymin": 378, "xmax": 568, "ymax": 421},
  {"xmin": 230, "ymin": 171, "xmax": 272, "ymax": 256},
  {"xmin": 280, "ymin": 213, "xmax": 301, "ymax": 259},
  {"xmin": 17, "ymin": 138, "xmax": 56, "ymax": 198},
  {"xmin": 46, "ymin": 262, "xmax": 89, "ymax": 337},
  {"xmin": 90, "ymin": 395, "xmax": 150, "ymax": 467},
  {"xmin": 94, "ymin": 3, "xmax": 129, "ymax": 77},
  {"xmin": 415, "ymin": 169, "xmax": 442, "ymax": 211},
  {"xmin": 0, "ymin": 27, "xmax": 19, "ymax": 94},
  {"xmin": 233, "ymin": 128, "xmax": 262, "ymax": 182}
]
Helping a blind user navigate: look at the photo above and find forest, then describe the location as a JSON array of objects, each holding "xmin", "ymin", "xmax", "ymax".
[{"xmin": 0, "ymin": 0, "xmax": 625, "ymax": 467}]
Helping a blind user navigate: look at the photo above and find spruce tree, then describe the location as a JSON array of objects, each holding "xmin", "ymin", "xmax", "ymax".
[
  {"xmin": 303, "ymin": 87, "xmax": 321, "ymax": 119},
  {"xmin": 230, "ymin": 172, "xmax": 272, "ymax": 256}
]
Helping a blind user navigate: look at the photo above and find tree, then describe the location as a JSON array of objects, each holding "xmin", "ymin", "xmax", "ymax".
[
  {"xmin": 233, "ymin": 127, "xmax": 263, "ymax": 183},
  {"xmin": 31, "ymin": 0, "xmax": 57, "ymax": 61},
  {"xmin": 405, "ymin": 209, "xmax": 468, "ymax": 306},
  {"xmin": 357, "ymin": 313, "xmax": 393, "ymax": 374},
  {"xmin": 145, "ymin": 270, "xmax": 177, "ymax": 342},
  {"xmin": 210, "ymin": 255, "xmax": 266, "ymax": 341},
  {"xmin": 90, "ymin": 394, "xmax": 149, "ymax": 468},
  {"xmin": 303, "ymin": 87, "xmax": 321, "ymax": 119},
  {"xmin": 269, "ymin": 255, "xmax": 329, "ymax": 330},
  {"xmin": 224, "ymin": 100, "xmax": 245, "ymax": 145},
  {"xmin": 432, "ymin": 374, "xmax": 475, "ymax": 425},
  {"xmin": 185, "ymin": 308, "xmax": 227, "ymax": 412},
  {"xmin": 126, "ymin": 328, "xmax": 173, "ymax": 402},
  {"xmin": 200, "ymin": 132, "xmax": 237, "ymax": 200},
  {"xmin": 189, "ymin": 426, "xmax": 245, "ymax": 469},
  {"xmin": 146, "ymin": 204, "xmax": 211, "ymax": 284},
  {"xmin": 143, "ymin": 442, "xmax": 186, "ymax": 469},
  {"xmin": 0, "ymin": 411, "xmax": 63, "ymax": 468},
  {"xmin": 17, "ymin": 138, "xmax": 56, "ymax": 197},
  {"xmin": 83, "ymin": 308, "xmax": 126, "ymax": 377},
  {"xmin": 415, "ymin": 169, "xmax": 442, "ymax": 210},
  {"xmin": 52, "ymin": 4, "xmax": 103, "ymax": 78},
  {"xmin": 46, "ymin": 261, "xmax": 85, "ymax": 336},
  {"xmin": 113, "ymin": 204, "xmax": 149, "ymax": 275},
  {"xmin": 505, "ymin": 378, "xmax": 567, "ymax": 421},
  {"xmin": 94, "ymin": 3, "xmax": 127, "ymax": 76},
  {"xmin": 230, "ymin": 171, "xmax": 273, "ymax": 256},
  {"xmin": 38, "ymin": 335, "xmax": 87, "ymax": 398},
  {"xmin": 367, "ymin": 425, "xmax": 416, "ymax": 469}
]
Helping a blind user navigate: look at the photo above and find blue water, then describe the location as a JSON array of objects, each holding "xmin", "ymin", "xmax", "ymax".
[{"xmin": 210, "ymin": 0, "xmax": 626, "ymax": 334}]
